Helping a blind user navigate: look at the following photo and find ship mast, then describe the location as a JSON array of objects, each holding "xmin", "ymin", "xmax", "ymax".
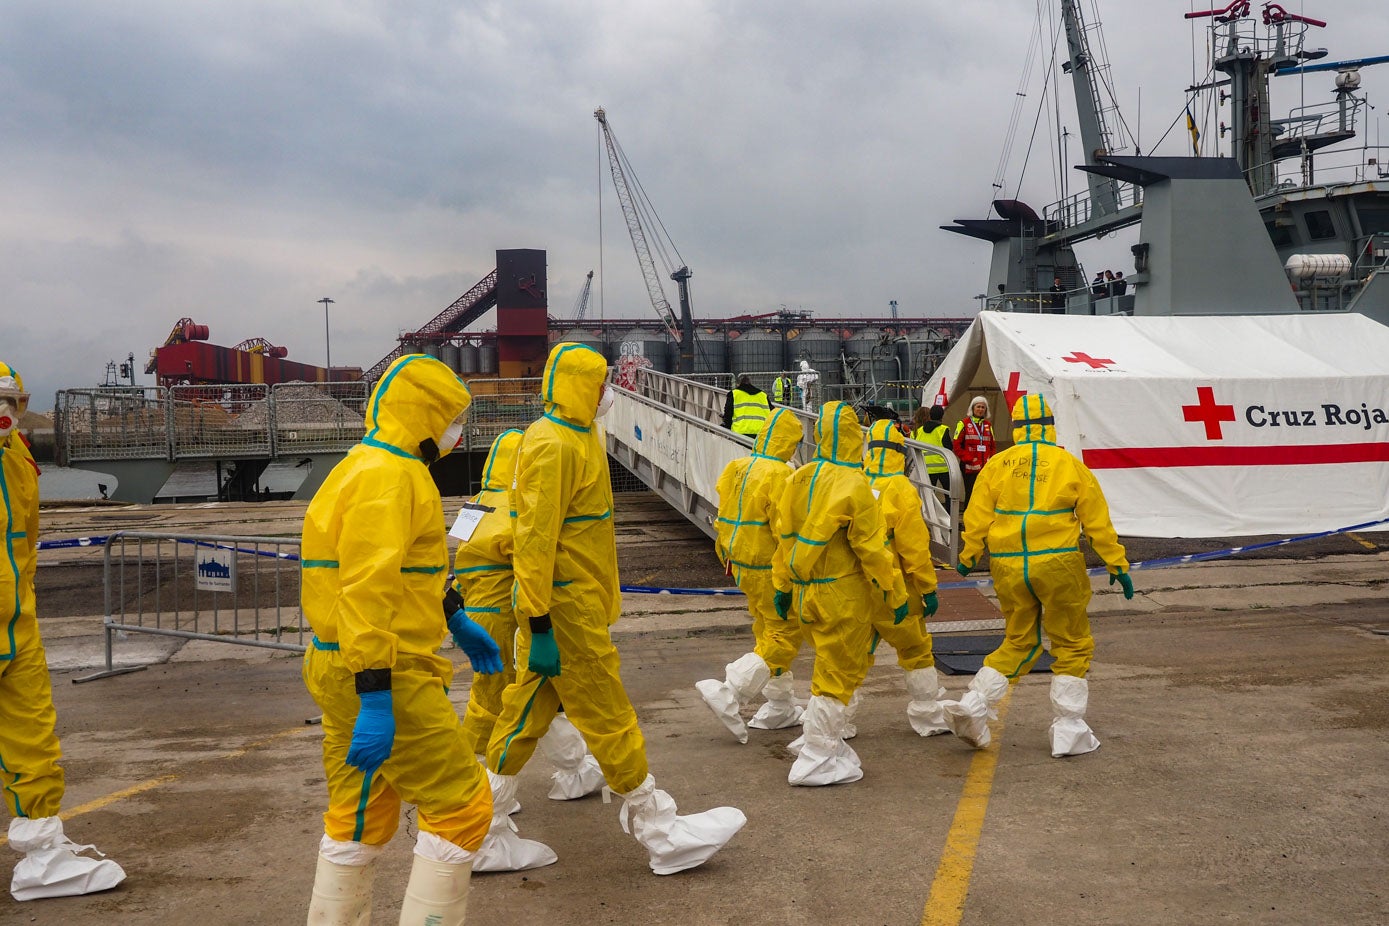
[{"xmin": 1060, "ymin": 0, "xmax": 1120, "ymax": 218}]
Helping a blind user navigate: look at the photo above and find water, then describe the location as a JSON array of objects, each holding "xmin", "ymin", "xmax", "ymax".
[{"xmin": 39, "ymin": 462, "xmax": 309, "ymax": 502}]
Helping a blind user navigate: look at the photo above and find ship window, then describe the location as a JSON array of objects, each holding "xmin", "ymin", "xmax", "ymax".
[
  {"xmin": 1265, "ymin": 221, "xmax": 1295, "ymax": 249},
  {"xmin": 1357, "ymin": 207, "xmax": 1389, "ymax": 236},
  {"xmin": 1304, "ymin": 210, "xmax": 1337, "ymax": 241}
]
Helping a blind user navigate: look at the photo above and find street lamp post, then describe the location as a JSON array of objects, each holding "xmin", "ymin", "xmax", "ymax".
[{"xmin": 318, "ymin": 297, "xmax": 334, "ymax": 381}]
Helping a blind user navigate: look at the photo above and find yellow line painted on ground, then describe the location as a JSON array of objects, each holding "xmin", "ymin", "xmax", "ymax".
[
  {"xmin": 0, "ymin": 724, "xmax": 312, "ymax": 848},
  {"xmin": 1346, "ymin": 532, "xmax": 1376, "ymax": 551},
  {"xmin": 921, "ymin": 692, "xmax": 1013, "ymax": 926}
]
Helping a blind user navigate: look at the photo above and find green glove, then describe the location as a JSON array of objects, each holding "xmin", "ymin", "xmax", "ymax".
[
  {"xmin": 956, "ymin": 560, "xmax": 973, "ymax": 577},
  {"xmin": 773, "ymin": 589, "xmax": 792, "ymax": 620},
  {"xmin": 892, "ymin": 599, "xmax": 910, "ymax": 624},
  {"xmin": 527, "ymin": 615, "xmax": 561, "ymax": 677},
  {"xmin": 1110, "ymin": 570, "xmax": 1134, "ymax": 600},
  {"xmin": 923, "ymin": 591, "xmax": 939, "ymax": 617}
]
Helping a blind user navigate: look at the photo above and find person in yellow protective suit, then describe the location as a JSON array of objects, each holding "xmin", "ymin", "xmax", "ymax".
[
  {"xmin": 480, "ymin": 343, "xmax": 746, "ymax": 875},
  {"xmin": 772, "ymin": 401, "xmax": 910, "ymax": 786},
  {"xmin": 944, "ymin": 393, "xmax": 1133, "ymax": 757},
  {"xmin": 448, "ymin": 429, "xmax": 602, "ymax": 873},
  {"xmin": 301, "ymin": 354, "xmax": 503, "ymax": 925},
  {"xmin": 862, "ymin": 419, "xmax": 950, "ymax": 737},
  {"xmin": 696, "ymin": 407, "xmax": 807, "ymax": 743},
  {"xmin": 0, "ymin": 362, "xmax": 126, "ymax": 902}
]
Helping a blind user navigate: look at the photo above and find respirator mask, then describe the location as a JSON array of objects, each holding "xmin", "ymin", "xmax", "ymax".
[{"xmin": 0, "ymin": 375, "xmax": 29, "ymax": 440}]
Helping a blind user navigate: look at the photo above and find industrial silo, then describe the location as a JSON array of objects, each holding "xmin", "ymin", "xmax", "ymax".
[
  {"xmin": 691, "ymin": 328, "xmax": 728, "ymax": 375},
  {"xmin": 788, "ymin": 327, "xmax": 842, "ymax": 387},
  {"xmin": 844, "ymin": 327, "xmax": 901, "ymax": 397},
  {"xmin": 441, "ymin": 343, "xmax": 462, "ymax": 373},
  {"xmin": 478, "ymin": 342, "xmax": 498, "ymax": 374},
  {"xmin": 897, "ymin": 327, "xmax": 951, "ymax": 385},
  {"xmin": 422, "ymin": 342, "xmax": 443, "ymax": 361},
  {"xmin": 727, "ymin": 328, "xmax": 784, "ymax": 377},
  {"xmin": 616, "ymin": 328, "xmax": 671, "ymax": 373},
  {"xmin": 556, "ymin": 328, "xmax": 607, "ymax": 358},
  {"xmin": 458, "ymin": 343, "xmax": 480, "ymax": 375}
]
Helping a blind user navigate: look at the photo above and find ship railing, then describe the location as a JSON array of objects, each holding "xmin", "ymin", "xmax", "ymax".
[
  {"xmin": 1263, "ymin": 143, "xmax": 1389, "ymax": 189},
  {"xmin": 269, "ymin": 381, "xmax": 370, "ymax": 457},
  {"xmin": 462, "ymin": 378, "xmax": 545, "ymax": 448},
  {"xmin": 167, "ymin": 384, "xmax": 272, "ymax": 460},
  {"xmin": 984, "ymin": 284, "xmax": 1106, "ymax": 314},
  {"xmin": 1212, "ymin": 17, "xmax": 1308, "ymax": 63},
  {"xmin": 77, "ymin": 531, "xmax": 307, "ymax": 683},
  {"xmin": 1043, "ymin": 183, "xmax": 1141, "ymax": 231},
  {"xmin": 54, "ymin": 387, "xmax": 173, "ymax": 466}
]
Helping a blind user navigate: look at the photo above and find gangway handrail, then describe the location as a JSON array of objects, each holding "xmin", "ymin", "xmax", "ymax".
[{"xmin": 615, "ymin": 369, "xmax": 961, "ymax": 563}]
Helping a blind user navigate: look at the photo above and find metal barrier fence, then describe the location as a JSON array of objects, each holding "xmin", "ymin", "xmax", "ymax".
[{"xmin": 78, "ymin": 530, "xmax": 306, "ymax": 682}]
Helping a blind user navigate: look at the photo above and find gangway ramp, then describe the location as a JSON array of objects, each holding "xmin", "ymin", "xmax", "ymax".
[{"xmin": 605, "ymin": 369, "xmax": 962, "ymax": 563}]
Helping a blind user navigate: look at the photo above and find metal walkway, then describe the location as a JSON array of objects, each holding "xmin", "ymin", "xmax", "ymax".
[{"xmin": 607, "ymin": 369, "xmax": 962, "ymax": 563}]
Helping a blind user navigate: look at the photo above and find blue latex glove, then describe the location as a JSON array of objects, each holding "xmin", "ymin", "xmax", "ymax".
[
  {"xmin": 923, "ymin": 591, "xmax": 939, "ymax": 617},
  {"xmin": 447, "ymin": 610, "xmax": 503, "ymax": 674},
  {"xmin": 773, "ymin": 590, "xmax": 793, "ymax": 620},
  {"xmin": 527, "ymin": 615, "xmax": 561, "ymax": 677},
  {"xmin": 346, "ymin": 689, "xmax": 395, "ymax": 774},
  {"xmin": 956, "ymin": 560, "xmax": 973, "ymax": 577},
  {"xmin": 1110, "ymin": 570, "xmax": 1134, "ymax": 600},
  {"xmin": 892, "ymin": 598, "xmax": 910, "ymax": 624}
]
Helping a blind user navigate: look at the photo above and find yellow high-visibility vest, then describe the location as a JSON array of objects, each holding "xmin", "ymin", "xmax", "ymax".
[
  {"xmin": 913, "ymin": 424, "xmax": 950, "ymax": 474},
  {"xmin": 731, "ymin": 388, "xmax": 772, "ymax": 435}
]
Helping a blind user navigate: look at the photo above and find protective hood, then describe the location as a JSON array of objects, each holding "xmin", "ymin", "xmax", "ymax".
[
  {"xmin": 753, "ymin": 407, "xmax": 803, "ymax": 462},
  {"xmin": 542, "ymin": 342, "xmax": 607, "ymax": 428},
  {"xmin": 362, "ymin": 354, "xmax": 472, "ymax": 460},
  {"xmin": 0, "ymin": 360, "xmax": 30, "ymax": 416},
  {"xmin": 864, "ymin": 419, "xmax": 906, "ymax": 477},
  {"xmin": 813, "ymin": 401, "xmax": 863, "ymax": 466},
  {"xmin": 480, "ymin": 428, "xmax": 523, "ymax": 492},
  {"xmin": 1012, "ymin": 393, "xmax": 1056, "ymax": 445}
]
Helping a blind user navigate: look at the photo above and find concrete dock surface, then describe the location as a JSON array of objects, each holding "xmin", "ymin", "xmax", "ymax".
[{"xmin": 5, "ymin": 495, "xmax": 1388, "ymax": 924}]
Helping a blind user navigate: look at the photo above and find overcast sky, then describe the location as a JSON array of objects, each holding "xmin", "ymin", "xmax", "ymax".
[{"xmin": 5, "ymin": 0, "xmax": 1386, "ymax": 410}]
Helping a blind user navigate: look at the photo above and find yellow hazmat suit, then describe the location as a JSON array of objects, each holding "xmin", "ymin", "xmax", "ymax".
[
  {"xmin": 1, "ymin": 361, "xmax": 125, "ymax": 900},
  {"xmin": 863, "ymin": 419, "xmax": 939, "ymax": 671},
  {"xmin": 696, "ymin": 407, "xmax": 807, "ymax": 742},
  {"xmin": 0, "ymin": 364, "xmax": 61, "ymax": 822},
  {"xmin": 714, "ymin": 407, "xmax": 806, "ymax": 674},
  {"xmin": 452, "ymin": 428, "xmax": 524, "ymax": 756},
  {"xmin": 301, "ymin": 354, "xmax": 491, "ymax": 854},
  {"xmin": 485, "ymin": 343, "xmax": 647, "ymax": 788},
  {"xmin": 774, "ymin": 402, "xmax": 908, "ymax": 700},
  {"xmin": 959, "ymin": 394, "xmax": 1128, "ymax": 680},
  {"xmin": 483, "ymin": 343, "xmax": 745, "ymax": 875}
]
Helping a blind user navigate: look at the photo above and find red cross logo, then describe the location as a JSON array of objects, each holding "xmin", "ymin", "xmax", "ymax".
[
  {"xmin": 1182, "ymin": 386, "xmax": 1236, "ymax": 440},
  {"xmin": 1062, "ymin": 351, "xmax": 1115, "ymax": 369},
  {"xmin": 1003, "ymin": 371, "xmax": 1028, "ymax": 412}
]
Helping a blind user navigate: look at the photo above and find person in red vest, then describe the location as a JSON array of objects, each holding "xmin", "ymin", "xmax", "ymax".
[{"xmin": 953, "ymin": 396, "xmax": 995, "ymax": 508}]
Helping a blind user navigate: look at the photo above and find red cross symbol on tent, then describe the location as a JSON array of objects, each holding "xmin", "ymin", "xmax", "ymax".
[
  {"xmin": 1182, "ymin": 386, "xmax": 1236, "ymax": 440},
  {"xmin": 1062, "ymin": 351, "xmax": 1115, "ymax": 369},
  {"xmin": 1003, "ymin": 371, "xmax": 1028, "ymax": 412}
]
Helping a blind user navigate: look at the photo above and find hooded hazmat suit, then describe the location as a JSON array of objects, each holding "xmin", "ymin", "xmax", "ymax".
[
  {"xmin": 483, "ymin": 342, "xmax": 745, "ymax": 874},
  {"xmin": 0, "ymin": 361, "xmax": 126, "ymax": 901},
  {"xmin": 696, "ymin": 407, "xmax": 807, "ymax": 741},
  {"xmin": 452, "ymin": 429, "xmax": 602, "ymax": 808},
  {"xmin": 945, "ymin": 393, "xmax": 1131, "ymax": 755},
  {"xmin": 301, "ymin": 354, "xmax": 490, "ymax": 921},
  {"xmin": 773, "ymin": 402, "xmax": 908, "ymax": 784},
  {"xmin": 863, "ymin": 420, "xmax": 950, "ymax": 737}
]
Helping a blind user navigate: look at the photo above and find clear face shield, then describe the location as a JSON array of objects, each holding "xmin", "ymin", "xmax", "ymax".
[
  {"xmin": 594, "ymin": 369, "xmax": 616, "ymax": 419},
  {"xmin": 439, "ymin": 407, "xmax": 469, "ymax": 454}
]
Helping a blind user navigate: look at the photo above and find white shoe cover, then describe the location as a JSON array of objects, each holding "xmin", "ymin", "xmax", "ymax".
[
  {"xmin": 748, "ymin": 672, "xmax": 804, "ymax": 730},
  {"xmin": 538, "ymin": 715, "xmax": 606, "ymax": 800},
  {"xmin": 398, "ymin": 833, "xmax": 472, "ymax": 926},
  {"xmin": 695, "ymin": 679, "xmax": 750, "ymax": 744},
  {"xmin": 471, "ymin": 772, "xmax": 557, "ymax": 873},
  {"xmin": 618, "ymin": 775, "xmax": 747, "ymax": 875},
  {"xmin": 841, "ymin": 689, "xmax": 862, "ymax": 740},
  {"xmin": 942, "ymin": 666, "xmax": 1010, "ymax": 749},
  {"xmin": 1049, "ymin": 674, "xmax": 1101, "ymax": 758},
  {"xmin": 9, "ymin": 817, "xmax": 125, "ymax": 902},
  {"xmin": 904, "ymin": 667, "xmax": 951, "ymax": 737},
  {"xmin": 788, "ymin": 695, "xmax": 863, "ymax": 786}
]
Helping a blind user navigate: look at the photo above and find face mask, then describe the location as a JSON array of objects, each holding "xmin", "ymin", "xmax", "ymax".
[
  {"xmin": 440, "ymin": 417, "xmax": 465, "ymax": 452},
  {"xmin": 0, "ymin": 400, "xmax": 15, "ymax": 440},
  {"xmin": 595, "ymin": 387, "xmax": 615, "ymax": 420}
]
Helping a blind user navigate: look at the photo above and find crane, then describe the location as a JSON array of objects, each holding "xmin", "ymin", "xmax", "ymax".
[
  {"xmin": 572, "ymin": 270, "xmax": 595, "ymax": 321},
  {"xmin": 594, "ymin": 107, "xmax": 697, "ymax": 373}
]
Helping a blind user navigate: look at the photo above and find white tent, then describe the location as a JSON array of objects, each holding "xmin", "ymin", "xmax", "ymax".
[{"xmin": 924, "ymin": 313, "xmax": 1389, "ymax": 537}]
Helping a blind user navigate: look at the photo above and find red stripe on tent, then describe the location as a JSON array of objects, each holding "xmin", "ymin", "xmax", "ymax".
[{"xmin": 1083, "ymin": 442, "xmax": 1389, "ymax": 469}]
